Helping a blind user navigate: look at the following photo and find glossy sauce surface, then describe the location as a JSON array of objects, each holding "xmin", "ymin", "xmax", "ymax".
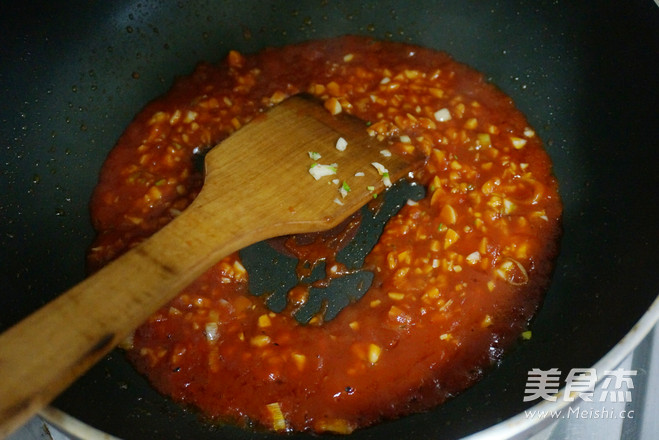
[{"xmin": 88, "ymin": 36, "xmax": 562, "ymax": 434}]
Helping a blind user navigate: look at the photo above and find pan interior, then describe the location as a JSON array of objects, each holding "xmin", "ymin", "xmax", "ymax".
[
  {"xmin": 240, "ymin": 180, "xmax": 425, "ymax": 324},
  {"xmin": 1, "ymin": 1, "xmax": 657, "ymax": 439}
]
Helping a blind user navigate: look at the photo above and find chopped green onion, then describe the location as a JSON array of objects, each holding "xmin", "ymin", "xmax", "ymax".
[
  {"xmin": 382, "ymin": 172, "xmax": 391, "ymax": 187},
  {"xmin": 309, "ymin": 163, "xmax": 338, "ymax": 180},
  {"xmin": 339, "ymin": 181, "xmax": 351, "ymax": 198},
  {"xmin": 371, "ymin": 162, "xmax": 392, "ymax": 187},
  {"xmin": 371, "ymin": 162, "xmax": 387, "ymax": 174}
]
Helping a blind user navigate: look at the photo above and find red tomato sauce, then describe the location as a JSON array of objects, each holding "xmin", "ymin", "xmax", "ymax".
[{"xmin": 88, "ymin": 36, "xmax": 562, "ymax": 434}]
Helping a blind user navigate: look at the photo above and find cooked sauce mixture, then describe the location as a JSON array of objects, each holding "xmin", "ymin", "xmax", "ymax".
[{"xmin": 88, "ymin": 36, "xmax": 562, "ymax": 434}]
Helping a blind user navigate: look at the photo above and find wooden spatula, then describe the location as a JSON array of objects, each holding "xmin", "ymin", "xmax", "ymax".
[{"xmin": 0, "ymin": 95, "xmax": 421, "ymax": 436}]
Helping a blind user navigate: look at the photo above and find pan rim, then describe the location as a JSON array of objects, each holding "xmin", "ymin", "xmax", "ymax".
[
  {"xmin": 38, "ymin": 406, "xmax": 120, "ymax": 440},
  {"xmin": 463, "ymin": 292, "xmax": 659, "ymax": 440}
]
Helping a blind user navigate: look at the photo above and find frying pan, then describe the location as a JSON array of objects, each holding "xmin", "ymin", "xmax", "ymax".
[{"xmin": 1, "ymin": 0, "xmax": 658, "ymax": 438}]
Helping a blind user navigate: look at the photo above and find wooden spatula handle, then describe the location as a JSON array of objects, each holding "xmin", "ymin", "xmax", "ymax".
[
  {"xmin": 0, "ymin": 96, "xmax": 414, "ymax": 437},
  {"xmin": 0, "ymin": 119, "xmax": 302, "ymax": 436},
  {"xmin": 0, "ymin": 191, "xmax": 263, "ymax": 437}
]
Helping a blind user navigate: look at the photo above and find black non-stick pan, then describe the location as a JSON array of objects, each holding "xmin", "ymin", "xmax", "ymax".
[{"xmin": 1, "ymin": 1, "xmax": 658, "ymax": 439}]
